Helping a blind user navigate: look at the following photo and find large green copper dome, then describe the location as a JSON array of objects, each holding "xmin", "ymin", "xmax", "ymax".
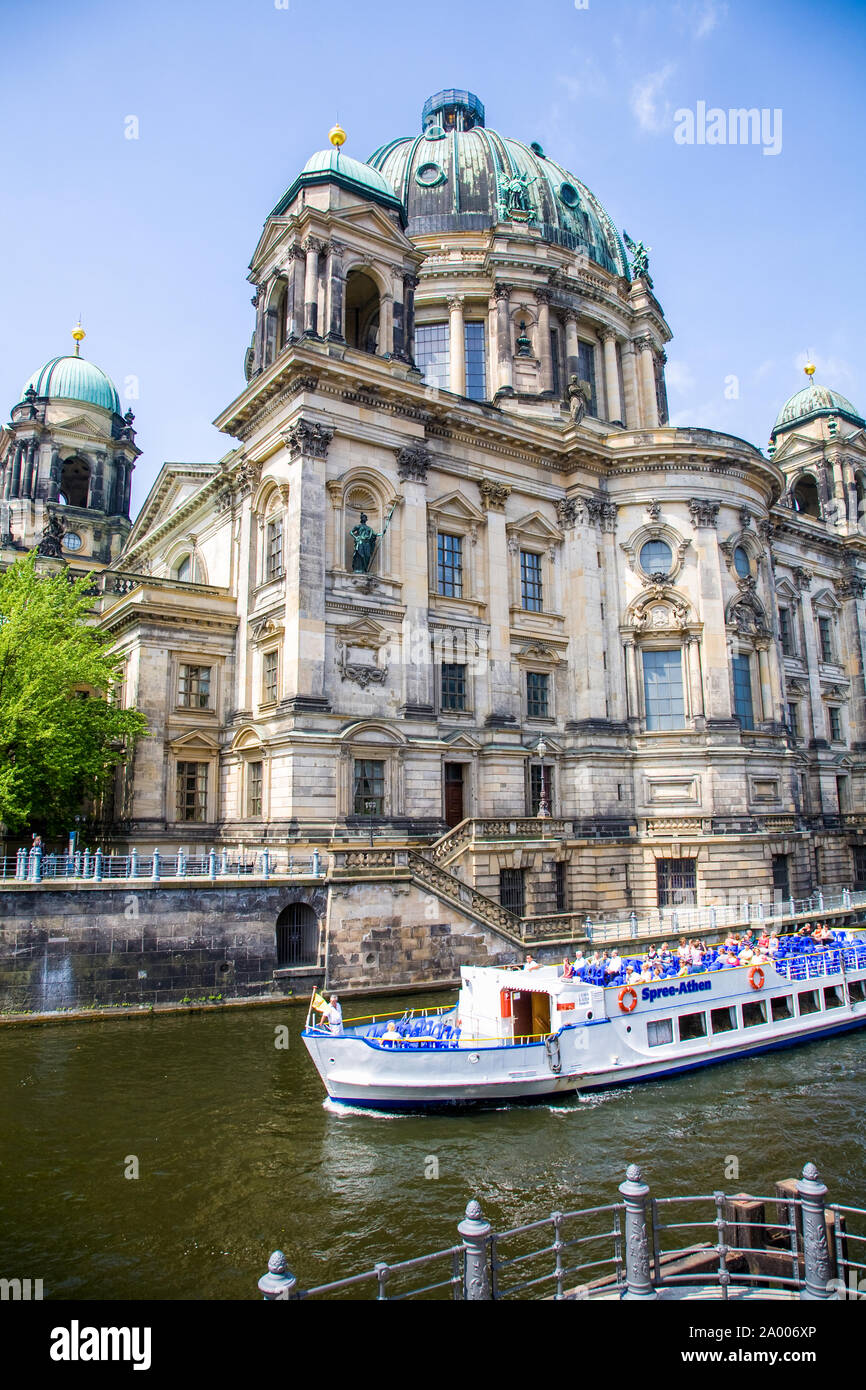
[
  {"xmin": 367, "ymin": 89, "xmax": 630, "ymax": 278},
  {"xmin": 772, "ymin": 381, "xmax": 864, "ymax": 436},
  {"xmin": 22, "ymin": 354, "xmax": 121, "ymax": 414}
]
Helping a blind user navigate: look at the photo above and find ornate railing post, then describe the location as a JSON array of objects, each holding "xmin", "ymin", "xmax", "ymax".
[
  {"xmin": 798, "ymin": 1162, "xmax": 833, "ymax": 1299},
  {"xmin": 177, "ymin": 847, "xmax": 186, "ymax": 878},
  {"xmin": 208, "ymin": 848, "xmax": 217, "ymax": 881},
  {"xmin": 258, "ymin": 1250, "xmax": 298, "ymax": 1300},
  {"xmin": 31, "ymin": 847, "xmax": 42, "ymax": 883},
  {"xmin": 619, "ymin": 1165, "xmax": 657, "ymax": 1299},
  {"xmin": 152, "ymin": 849, "xmax": 161, "ymax": 883},
  {"xmin": 312, "ymin": 848, "xmax": 321, "ymax": 877},
  {"xmin": 94, "ymin": 848, "xmax": 103, "ymax": 882},
  {"xmin": 130, "ymin": 847, "xmax": 139, "ymax": 879},
  {"xmin": 262, "ymin": 849, "xmax": 270, "ymax": 881},
  {"xmin": 82, "ymin": 848, "xmax": 91, "ymax": 879},
  {"xmin": 16, "ymin": 847, "xmax": 27, "ymax": 880},
  {"xmin": 220, "ymin": 849, "xmax": 229, "ymax": 876},
  {"xmin": 459, "ymin": 1199, "xmax": 492, "ymax": 1300}
]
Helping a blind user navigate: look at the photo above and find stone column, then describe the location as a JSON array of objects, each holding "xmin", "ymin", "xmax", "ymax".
[
  {"xmin": 22, "ymin": 440, "xmax": 37, "ymax": 499},
  {"xmin": 756, "ymin": 638, "xmax": 773, "ymax": 724},
  {"xmin": 535, "ymin": 289, "xmax": 553, "ymax": 394},
  {"xmin": 479, "ymin": 480, "xmax": 515, "ymax": 722},
  {"xmin": 263, "ymin": 302, "xmax": 279, "ymax": 369},
  {"xmin": 621, "ymin": 342, "xmax": 641, "ymax": 428},
  {"xmin": 46, "ymin": 448, "xmax": 61, "ymax": 504},
  {"xmin": 688, "ymin": 498, "xmax": 732, "ymax": 723},
  {"xmin": 397, "ymin": 446, "xmax": 433, "ymax": 716},
  {"xmin": 287, "ymin": 247, "xmax": 305, "ymax": 341},
  {"xmin": 600, "ymin": 329, "xmax": 623, "ymax": 425},
  {"xmin": 326, "ymin": 241, "xmax": 344, "ymax": 341},
  {"xmin": 624, "ymin": 638, "xmax": 641, "ymax": 724},
  {"xmin": 494, "ymin": 285, "xmax": 513, "ymax": 394},
  {"xmin": 379, "ymin": 295, "xmax": 393, "ymax": 357},
  {"xmin": 403, "ymin": 274, "xmax": 418, "ymax": 364},
  {"xmin": 448, "ymin": 295, "xmax": 465, "ymax": 395},
  {"xmin": 391, "ymin": 270, "xmax": 405, "ymax": 361},
  {"xmin": 303, "ymin": 238, "xmax": 322, "ymax": 336},
  {"xmin": 829, "ymin": 450, "xmax": 847, "ymax": 528},
  {"xmin": 564, "ymin": 310, "xmax": 580, "ymax": 383},
  {"xmin": 636, "ymin": 337, "xmax": 659, "ymax": 428},
  {"xmin": 282, "ymin": 420, "xmax": 334, "ymax": 710},
  {"xmin": 837, "ymin": 570, "xmax": 866, "ymax": 749},
  {"xmin": 684, "ymin": 635, "xmax": 705, "ymax": 723},
  {"xmin": 796, "ymin": 572, "xmax": 825, "ymax": 749}
]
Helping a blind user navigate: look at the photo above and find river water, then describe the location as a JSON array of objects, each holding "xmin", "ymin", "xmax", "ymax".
[{"xmin": 1, "ymin": 993, "xmax": 864, "ymax": 1300}]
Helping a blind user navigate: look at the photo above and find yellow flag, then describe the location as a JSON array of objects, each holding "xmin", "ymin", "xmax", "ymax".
[{"xmin": 311, "ymin": 992, "xmax": 328, "ymax": 1014}]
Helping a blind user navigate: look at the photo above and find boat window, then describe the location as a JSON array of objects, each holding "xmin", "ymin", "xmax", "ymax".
[
  {"xmin": 741, "ymin": 1000, "xmax": 767, "ymax": 1028},
  {"xmin": 771, "ymin": 995, "xmax": 794, "ymax": 1021},
  {"xmin": 678, "ymin": 1011, "xmax": 707, "ymax": 1042},
  {"xmin": 798, "ymin": 990, "xmax": 821, "ymax": 1016},
  {"xmin": 647, "ymin": 1018, "xmax": 673, "ymax": 1047},
  {"xmin": 711, "ymin": 1006, "xmax": 737, "ymax": 1034},
  {"xmin": 823, "ymin": 986, "xmax": 845, "ymax": 1011},
  {"xmin": 849, "ymin": 980, "xmax": 866, "ymax": 1003}
]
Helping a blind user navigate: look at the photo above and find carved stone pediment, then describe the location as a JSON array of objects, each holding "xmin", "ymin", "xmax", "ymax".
[{"xmin": 336, "ymin": 618, "xmax": 390, "ymax": 687}]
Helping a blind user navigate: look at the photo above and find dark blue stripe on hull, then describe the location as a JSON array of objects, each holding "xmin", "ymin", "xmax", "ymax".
[{"xmin": 326, "ymin": 1013, "xmax": 866, "ymax": 1111}]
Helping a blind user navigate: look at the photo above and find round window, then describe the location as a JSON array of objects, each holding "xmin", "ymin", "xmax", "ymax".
[
  {"xmin": 415, "ymin": 162, "xmax": 446, "ymax": 187},
  {"xmin": 639, "ymin": 539, "xmax": 673, "ymax": 574},
  {"xmin": 530, "ymin": 141, "xmax": 545, "ymax": 157},
  {"xmin": 63, "ymin": 532, "xmax": 83, "ymax": 551},
  {"xmin": 558, "ymin": 182, "xmax": 580, "ymax": 208},
  {"xmin": 424, "ymin": 124, "xmax": 446, "ymax": 141},
  {"xmin": 733, "ymin": 546, "xmax": 751, "ymax": 578}
]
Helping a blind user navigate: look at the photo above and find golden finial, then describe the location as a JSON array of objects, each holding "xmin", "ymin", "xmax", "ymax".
[
  {"xmin": 804, "ymin": 362, "xmax": 816, "ymax": 377},
  {"xmin": 328, "ymin": 121, "xmax": 347, "ymax": 149},
  {"xmin": 71, "ymin": 321, "xmax": 86, "ymax": 357}
]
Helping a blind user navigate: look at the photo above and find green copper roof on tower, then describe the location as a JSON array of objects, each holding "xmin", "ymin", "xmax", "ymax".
[{"xmin": 22, "ymin": 354, "xmax": 121, "ymax": 414}]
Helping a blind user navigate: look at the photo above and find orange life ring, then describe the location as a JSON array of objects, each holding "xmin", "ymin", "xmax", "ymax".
[
  {"xmin": 618, "ymin": 986, "xmax": 638, "ymax": 1013},
  {"xmin": 749, "ymin": 966, "xmax": 765, "ymax": 991}
]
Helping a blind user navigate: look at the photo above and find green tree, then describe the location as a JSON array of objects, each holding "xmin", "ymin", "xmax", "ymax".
[{"xmin": 0, "ymin": 552, "xmax": 147, "ymax": 834}]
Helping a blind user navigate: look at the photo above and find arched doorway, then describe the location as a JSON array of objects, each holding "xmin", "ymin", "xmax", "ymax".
[
  {"xmin": 345, "ymin": 270, "xmax": 380, "ymax": 353},
  {"xmin": 792, "ymin": 475, "xmax": 820, "ymax": 518},
  {"xmin": 59, "ymin": 456, "xmax": 90, "ymax": 508},
  {"xmin": 275, "ymin": 903, "xmax": 319, "ymax": 967}
]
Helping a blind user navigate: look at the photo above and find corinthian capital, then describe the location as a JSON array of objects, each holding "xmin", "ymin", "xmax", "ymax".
[
  {"xmin": 396, "ymin": 444, "xmax": 431, "ymax": 483},
  {"xmin": 479, "ymin": 478, "xmax": 511, "ymax": 511},
  {"xmin": 283, "ymin": 419, "xmax": 334, "ymax": 459}
]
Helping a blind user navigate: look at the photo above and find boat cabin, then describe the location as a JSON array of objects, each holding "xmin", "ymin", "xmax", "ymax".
[{"xmin": 457, "ymin": 965, "xmax": 603, "ymax": 1045}]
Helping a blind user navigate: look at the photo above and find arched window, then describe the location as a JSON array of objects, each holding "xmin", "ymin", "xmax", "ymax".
[
  {"xmin": 855, "ymin": 472, "xmax": 866, "ymax": 525},
  {"xmin": 345, "ymin": 270, "xmax": 380, "ymax": 353},
  {"xmin": 59, "ymin": 456, "xmax": 90, "ymax": 509},
  {"xmin": 275, "ymin": 903, "xmax": 318, "ymax": 967},
  {"xmin": 792, "ymin": 475, "xmax": 820, "ymax": 518},
  {"xmin": 733, "ymin": 545, "xmax": 751, "ymax": 578},
  {"xmin": 174, "ymin": 555, "xmax": 192, "ymax": 582}
]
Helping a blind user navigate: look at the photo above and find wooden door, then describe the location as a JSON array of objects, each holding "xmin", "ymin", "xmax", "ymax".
[{"xmin": 444, "ymin": 763, "xmax": 465, "ymax": 827}]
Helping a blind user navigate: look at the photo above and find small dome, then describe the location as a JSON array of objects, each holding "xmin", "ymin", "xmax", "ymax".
[
  {"xmin": 22, "ymin": 355, "xmax": 120, "ymax": 414},
  {"xmin": 773, "ymin": 382, "xmax": 864, "ymax": 436},
  {"xmin": 272, "ymin": 148, "xmax": 406, "ymax": 225},
  {"xmin": 367, "ymin": 90, "xmax": 629, "ymax": 277}
]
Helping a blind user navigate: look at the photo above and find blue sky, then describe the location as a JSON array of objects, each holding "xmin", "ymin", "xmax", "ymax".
[{"xmin": 1, "ymin": 0, "xmax": 864, "ymax": 512}]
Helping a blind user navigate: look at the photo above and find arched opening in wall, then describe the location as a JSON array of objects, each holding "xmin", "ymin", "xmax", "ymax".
[
  {"xmin": 345, "ymin": 486, "xmax": 381, "ymax": 573},
  {"xmin": 275, "ymin": 903, "xmax": 319, "ymax": 967},
  {"xmin": 792, "ymin": 475, "xmax": 820, "ymax": 518},
  {"xmin": 59, "ymin": 457, "xmax": 90, "ymax": 508},
  {"xmin": 345, "ymin": 271, "xmax": 380, "ymax": 353},
  {"xmin": 173, "ymin": 554, "xmax": 192, "ymax": 582},
  {"xmin": 856, "ymin": 471, "xmax": 866, "ymax": 526}
]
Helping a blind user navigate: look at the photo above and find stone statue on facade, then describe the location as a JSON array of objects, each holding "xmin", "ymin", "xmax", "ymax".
[
  {"xmin": 566, "ymin": 375, "xmax": 593, "ymax": 423},
  {"xmin": 623, "ymin": 231, "xmax": 653, "ymax": 286},
  {"xmin": 496, "ymin": 171, "xmax": 536, "ymax": 222},
  {"xmin": 36, "ymin": 511, "xmax": 65, "ymax": 558},
  {"xmin": 351, "ymin": 513, "xmax": 378, "ymax": 573}
]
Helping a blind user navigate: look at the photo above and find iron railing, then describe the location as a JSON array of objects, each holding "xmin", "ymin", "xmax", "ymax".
[
  {"xmin": 258, "ymin": 1161, "xmax": 866, "ymax": 1302},
  {"xmin": 1, "ymin": 848, "xmax": 325, "ymax": 883}
]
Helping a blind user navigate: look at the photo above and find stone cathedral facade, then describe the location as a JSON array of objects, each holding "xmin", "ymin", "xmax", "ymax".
[{"xmin": 6, "ymin": 88, "xmax": 866, "ymax": 931}]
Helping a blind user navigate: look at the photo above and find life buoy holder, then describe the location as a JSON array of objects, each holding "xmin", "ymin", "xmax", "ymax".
[
  {"xmin": 749, "ymin": 966, "xmax": 765, "ymax": 991},
  {"xmin": 618, "ymin": 986, "xmax": 638, "ymax": 1013}
]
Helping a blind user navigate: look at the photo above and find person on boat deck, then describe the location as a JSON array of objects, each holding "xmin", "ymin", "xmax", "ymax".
[
  {"xmin": 738, "ymin": 943, "xmax": 755, "ymax": 965},
  {"xmin": 573, "ymin": 948, "xmax": 586, "ymax": 967},
  {"xmin": 818, "ymin": 923, "xmax": 834, "ymax": 944},
  {"xmin": 659, "ymin": 942, "xmax": 673, "ymax": 962},
  {"xmin": 646, "ymin": 944, "xmax": 659, "ymax": 961},
  {"xmin": 722, "ymin": 947, "xmax": 739, "ymax": 966},
  {"xmin": 639, "ymin": 961, "xmax": 654, "ymax": 983},
  {"xmin": 757, "ymin": 930, "xmax": 770, "ymax": 949},
  {"xmin": 677, "ymin": 939, "xmax": 690, "ymax": 965},
  {"xmin": 325, "ymin": 995, "xmax": 343, "ymax": 1035},
  {"xmin": 689, "ymin": 941, "xmax": 703, "ymax": 967},
  {"xmin": 651, "ymin": 963, "xmax": 664, "ymax": 980},
  {"xmin": 382, "ymin": 1019, "xmax": 401, "ymax": 1046},
  {"xmin": 625, "ymin": 964, "xmax": 640, "ymax": 985},
  {"xmin": 605, "ymin": 950, "xmax": 623, "ymax": 976},
  {"xmin": 561, "ymin": 958, "xmax": 574, "ymax": 979},
  {"xmin": 524, "ymin": 955, "xmax": 541, "ymax": 971},
  {"xmin": 752, "ymin": 946, "xmax": 770, "ymax": 965}
]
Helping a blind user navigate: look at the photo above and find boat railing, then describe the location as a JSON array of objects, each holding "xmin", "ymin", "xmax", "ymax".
[
  {"xmin": 258, "ymin": 1160, "xmax": 866, "ymax": 1301},
  {"xmin": 772, "ymin": 944, "xmax": 866, "ymax": 982}
]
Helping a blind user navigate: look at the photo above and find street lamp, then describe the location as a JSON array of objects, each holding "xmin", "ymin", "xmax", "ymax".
[
  {"xmin": 536, "ymin": 738, "xmax": 551, "ymax": 819},
  {"xmin": 365, "ymin": 798, "xmax": 377, "ymax": 847}
]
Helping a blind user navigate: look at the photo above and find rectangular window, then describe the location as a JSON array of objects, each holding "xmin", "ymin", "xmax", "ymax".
[
  {"xmin": 647, "ymin": 1019, "xmax": 673, "ymax": 1048},
  {"xmin": 529, "ymin": 764, "xmax": 554, "ymax": 816},
  {"xmin": 786, "ymin": 702, "xmax": 800, "ymax": 738},
  {"xmin": 837, "ymin": 775, "xmax": 850, "ymax": 813},
  {"xmin": 353, "ymin": 759, "xmax": 384, "ymax": 815},
  {"xmin": 798, "ymin": 990, "xmax": 821, "ymax": 1016},
  {"xmin": 818, "ymin": 616, "xmax": 834, "ymax": 663},
  {"xmin": 711, "ymin": 1006, "xmax": 737, "ymax": 1034},
  {"xmin": 440, "ymin": 663, "xmax": 467, "ymax": 711},
  {"xmin": 771, "ymin": 996, "xmax": 794, "ymax": 1022},
  {"xmin": 554, "ymin": 861, "xmax": 567, "ymax": 913},
  {"xmin": 520, "ymin": 551, "xmax": 543, "ymax": 611},
  {"xmin": 415, "ymin": 323, "xmax": 450, "ymax": 392},
  {"xmin": 823, "ymin": 986, "xmax": 844, "ymax": 1011},
  {"xmin": 678, "ymin": 1012, "xmax": 707, "ymax": 1042},
  {"xmin": 577, "ymin": 341, "xmax": 597, "ymax": 417},
  {"xmin": 656, "ymin": 857, "xmax": 697, "ymax": 908},
  {"xmin": 779, "ymin": 607, "xmax": 794, "ymax": 657},
  {"xmin": 436, "ymin": 533, "xmax": 463, "ymax": 597},
  {"xmin": 499, "ymin": 868, "xmax": 525, "ymax": 916},
  {"xmin": 266, "ymin": 518, "xmax": 283, "ymax": 580},
  {"xmin": 178, "ymin": 664, "xmax": 211, "ymax": 709},
  {"xmin": 464, "ymin": 322, "xmax": 487, "ymax": 401},
  {"xmin": 854, "ymin": 847, "xmax": 866, "ymax": 889},
  {"xmin": 742, "ymin": 1000, "xmax": 768, "ymax": 1028},
  {"xmin": 643, "ymin": 649, "xmax": 685, "ymax": 730},
  {"xmin": 732, "ymin": 653, "xmax": 755, "ymax": 730},
  {"xmin": 263, "ymin": 650, "xmax": 279, "ymax": 704},
  {"xmin": 526, "ymin": 671, "xmax": 550, "ymax": 718},
  {"xmin": 247, "ymin": 761, "xmax": 263, "ymax": 818},
  {"xmin": 829, "ymin": 707, "xmax": 842, "ymax": 743},
  {"xmin": 176, "ymin": 761, "xmax": 208, "ymax": 822},
  {"xmin": 772, "ymin": 853, "xmax": 790, "ymax": 899}
]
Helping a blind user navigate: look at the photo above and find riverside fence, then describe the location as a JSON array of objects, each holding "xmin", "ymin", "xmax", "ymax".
[
  {"xmin": 1, "ymin": 847, "xmax": 325, "ymax": 883},
  {"xmin": 258, "ymin": 1162, "xmax": 866, "ymax": 1302}
]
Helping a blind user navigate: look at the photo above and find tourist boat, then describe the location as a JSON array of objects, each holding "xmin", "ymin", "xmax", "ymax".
[{"xmin": 301, "ymin": 930, "xmax": 866, "ymax": 1109}]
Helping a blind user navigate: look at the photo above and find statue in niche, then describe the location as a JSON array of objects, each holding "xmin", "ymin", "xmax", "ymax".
[
  {"xmin": 350, "ymin": 513, "xmax": 378, "ymax": 573},
  {"xmin": 566, "ymin": 375, "xmax": 593, "ymax": 423}
]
